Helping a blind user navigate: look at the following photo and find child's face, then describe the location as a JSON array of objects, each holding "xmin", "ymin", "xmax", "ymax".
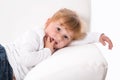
[{"xmin": 45, "ymin": 19, "xmax": 73, "ymax": 49}]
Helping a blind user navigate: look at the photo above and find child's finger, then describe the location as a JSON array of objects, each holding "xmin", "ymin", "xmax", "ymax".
[
  {"xmin": 51, "ymin": 40, "xmax": 55, "ymax": 45},
  {"xmin": 101, "ymin": 39, "xmax": 106, "ymax": 46},
  {"xmin": 106, "ymin": 38, "xmax": 113, "ymax": 49},
  {"xmin": 47, "ymin": 36, "xmax": 51, "ymax": 42}
]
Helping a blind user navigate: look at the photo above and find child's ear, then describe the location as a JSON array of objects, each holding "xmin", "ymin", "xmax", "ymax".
[{"xmin": 45, "ymin": 18, "xmax": 51, "ymax": 28}]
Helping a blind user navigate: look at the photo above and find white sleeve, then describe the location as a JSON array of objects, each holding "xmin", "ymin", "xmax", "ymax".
[
  {"xmin": 69, "ymin": 32, "xmax": 102, "ymax": 46},
  {"xmin": 19, "ymin": 48, "xmax": 51, "ymax": 67},
  {"xmin": 14, "ymin": 29, "xmax": 52, "ymax": 67}
]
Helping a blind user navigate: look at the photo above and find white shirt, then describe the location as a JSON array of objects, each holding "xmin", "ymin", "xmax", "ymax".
[{"xmin": 3, "ymin": 27, "xmax": 101, "ymax": 80}]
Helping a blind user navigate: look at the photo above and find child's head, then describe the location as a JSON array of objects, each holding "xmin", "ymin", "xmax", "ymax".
[{"xmin": 44, "ymin": 8, "xmax": 86, "ymax": 49}]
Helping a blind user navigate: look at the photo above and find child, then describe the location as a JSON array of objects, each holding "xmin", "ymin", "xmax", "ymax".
[{"xmin": 0, "ymin": 8, "xmax": 113, "ymax": 80}]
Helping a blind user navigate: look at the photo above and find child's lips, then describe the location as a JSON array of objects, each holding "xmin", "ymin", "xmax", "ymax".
[
  {"xmin": 51, "ymin": 38, "xmax": 58, "ymax": 44},
  {"xmin": 46, "ymin": 34, "xmax": 58, "ymax": 45},
  {"xmin": 50, "ymin": 37, "xmax": 54, "ymax": 42},
  {"xmin": 49, "ymin": 37, "xmax": 58, "ymax": 50},
  {"xmin": 50, "ymin": 37, "xmax": 58, "ymax": 45}
]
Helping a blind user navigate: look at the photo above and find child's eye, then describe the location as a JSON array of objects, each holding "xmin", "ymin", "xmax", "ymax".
[
  {"xmin": 64, "ymin": 35, "xmax": 68, "ymax": 39},
  {"xmin": 57, "ymin": 27, "xmax": 61, "ymax": 31}
]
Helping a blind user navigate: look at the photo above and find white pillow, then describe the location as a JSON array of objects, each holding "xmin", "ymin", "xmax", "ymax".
[{"xmin": 24, "ymin": 44, "xmax": 108, "ymax": 80}]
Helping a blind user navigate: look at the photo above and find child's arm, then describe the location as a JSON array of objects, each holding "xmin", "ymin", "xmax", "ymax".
[
  {"xmin": 69, "ymin": 32, "xmax": 113, "ymax": 50},
  {"xmin": 14, "ymin": 29, "xmax": 52, "ymax": 67}
]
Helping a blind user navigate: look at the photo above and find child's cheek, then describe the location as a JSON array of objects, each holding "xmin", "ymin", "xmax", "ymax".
[{"xmin": 59, "ymin": 42, "xmax": 66, "ymax": 48}]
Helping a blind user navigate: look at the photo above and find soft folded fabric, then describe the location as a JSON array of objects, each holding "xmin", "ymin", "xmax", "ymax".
[{"xmin": 24, "ymin": 44, "xmax": 107, "ymax": 80}]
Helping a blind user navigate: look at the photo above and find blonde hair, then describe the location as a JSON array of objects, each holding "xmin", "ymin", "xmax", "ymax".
[{"xmin": 50, "ymin": 8, "xmax": 86, "ymax": 40}]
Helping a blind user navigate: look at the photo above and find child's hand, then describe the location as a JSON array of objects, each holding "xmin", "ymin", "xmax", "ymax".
[
  {"xmin": 99, "ymin": 33, "xmax": 113, "ymax": 50},
  {"xmin": 44, "ymin": 36, "xmax": 56, "ymax": 54}
]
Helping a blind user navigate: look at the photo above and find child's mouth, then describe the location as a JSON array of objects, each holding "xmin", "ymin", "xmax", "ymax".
[{"xmin": 46, "ymin": 33, "xmax": 58, "ymax": 46}]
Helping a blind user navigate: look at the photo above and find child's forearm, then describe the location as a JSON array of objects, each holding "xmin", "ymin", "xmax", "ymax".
[{"xmin": 19, "ymin": 48, "xmax": 52, "ymax": 67}]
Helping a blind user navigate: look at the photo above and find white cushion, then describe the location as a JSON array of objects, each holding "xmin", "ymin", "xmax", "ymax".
[{"xmin": 24, "ymin": 44, "xmax": 108, "ymax": 80}]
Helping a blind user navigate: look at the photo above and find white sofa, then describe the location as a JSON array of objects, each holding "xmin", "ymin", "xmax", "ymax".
[
  {"xmin": 24, "ymin": 44, "xmax": 108, "ymax": 80},
  {"xmin": 23, "ymin": 0, "xmax": 107, "ymax": 80}
]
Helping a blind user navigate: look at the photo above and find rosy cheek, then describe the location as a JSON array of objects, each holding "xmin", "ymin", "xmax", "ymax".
[
  {"xmin": 55, "ymin": 43, "xmax": 62, "ymax": 49},
  {"xmin": 51, "ymin": 29, "xmax": 57, "ymax": 36},
  {"xmin": 60, "ymin": 42, "xmax": 67, "ymax": 48}
]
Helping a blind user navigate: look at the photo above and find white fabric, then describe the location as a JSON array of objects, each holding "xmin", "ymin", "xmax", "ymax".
[
  {"xmin": 1, "ymin": 0, "xmax": 102, "ymax": 79},
  {"xmin": 3, "ymin": 27, "xmax": 101, "ymax": 80},
  {"xmin": 69, "ymin": 32, "xmax": 101, "ymax": 46},
  {"xmin": 3, "ymin": 27, "xmax": 52, "ymax": 80},
  {"xmin": 0, "ymin": 0, "xmax": 107, "ymax": 80},
  {"xmin": 24, "ymin": 44, "xmax": 108, "ymax": 80}
]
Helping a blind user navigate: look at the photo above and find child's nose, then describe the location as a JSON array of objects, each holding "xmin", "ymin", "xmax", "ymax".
[
  {"xmin": 56, "ymin": 34, "xmax": 63, "ymax": 41},
  {"xmin": 57, "ymin": 36, "xmax": 62, "ymax": 41},
  {"xmin": 54, "ymin": 33, "xmax": 63, "ymax": 42}
]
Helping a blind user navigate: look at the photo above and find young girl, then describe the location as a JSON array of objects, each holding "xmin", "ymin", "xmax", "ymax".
[{"xmin": 0, "ymin": 8, "xmax": 113, "ymax": 80}]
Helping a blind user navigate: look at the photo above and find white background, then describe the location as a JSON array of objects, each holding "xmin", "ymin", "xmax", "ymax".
[
  {"xmin": 91, "ymin": 0, "xmax": 120, "ymax": 80},
  {"xmin": 0, "ymin": 0, "xmax": 90, "ymax": 43},
  {"xmin": 0, "ymin": 0, "xmax": 120, "ymax": 80}
]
